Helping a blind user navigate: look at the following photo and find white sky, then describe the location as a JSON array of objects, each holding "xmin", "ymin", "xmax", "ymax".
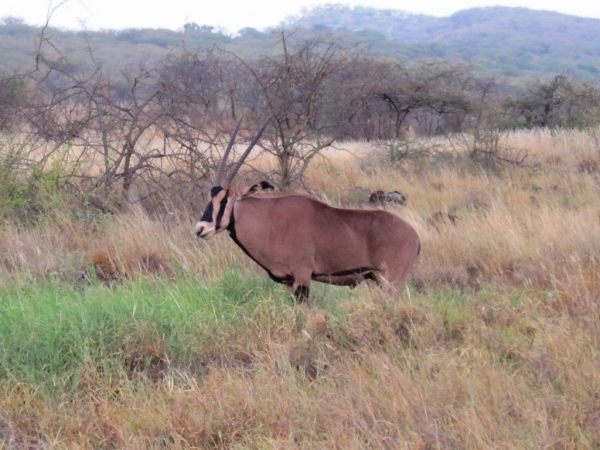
[{"xmin": 2, "ymin": 0, "xmax": 600, "ymax": 34}]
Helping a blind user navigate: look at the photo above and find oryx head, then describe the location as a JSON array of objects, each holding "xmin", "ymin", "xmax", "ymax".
[{"xmin": 196, "ymin": 119, "xmax": 269, "ymax": 239}]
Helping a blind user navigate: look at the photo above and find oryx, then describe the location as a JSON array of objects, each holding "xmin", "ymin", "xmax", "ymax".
[{"xmin": 196, "ymin": 120, "xmax": 420, "ymax": 302}]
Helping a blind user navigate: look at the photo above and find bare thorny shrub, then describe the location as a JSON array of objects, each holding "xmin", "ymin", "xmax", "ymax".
[
  {"xmin": 449, "ymin": 80, "xmax": 528, "ymax": 168},
  {"xmin": 1, "ymin": 27, "xmax": 270, "ymax": 218},
  {"xmin": 228, "ymin": 32, "xmax": 382, "ymax": 190},
  {"xmin": 6, "ymin": 25, "xmax": 585, "ymax": 218}
]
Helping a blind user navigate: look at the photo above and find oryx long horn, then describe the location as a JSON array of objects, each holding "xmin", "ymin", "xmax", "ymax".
[
  {"xmin": 214, "ymin": 118, "xmax": 243, "ymax": 187},
  {"xmin": 223, "ymin": 118, "xmax": 270, "ymax": 188}
]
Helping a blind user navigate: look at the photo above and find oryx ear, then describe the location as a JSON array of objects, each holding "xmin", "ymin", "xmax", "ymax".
[{"xmin": 241, "ymin": 181, "xmax": 275, "ymax": 197}]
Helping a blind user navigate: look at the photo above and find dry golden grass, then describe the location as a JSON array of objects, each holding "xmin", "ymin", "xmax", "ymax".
[
  {"xmin": 1, "ymin": 127, "xmax": 600, "ymax": 448},
  {"xmin": 297, "ymin": 131, "xmax": 600, "ymax": 300},
  {"xmin": 3, "ymin": 290, "xmax": 600, "ymax": 448}
]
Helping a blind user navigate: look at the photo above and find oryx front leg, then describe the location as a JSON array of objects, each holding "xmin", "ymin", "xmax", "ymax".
[{"xmin": 290, "ymin": 269, "xmax": 312, "ymax": 303}]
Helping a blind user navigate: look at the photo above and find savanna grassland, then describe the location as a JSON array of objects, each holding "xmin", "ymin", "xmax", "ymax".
[{"xmin": 1, "ymin": 128, "xmax": 600, "ymax": 449}]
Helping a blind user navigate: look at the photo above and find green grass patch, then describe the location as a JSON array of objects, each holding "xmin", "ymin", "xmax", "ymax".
[
  {"xmin": 0, "ymin": 269, "xmax": 296, "ymax": 391},
  {"xmin": 0, "ymin": 266, "xmax": 540, "ymax": 394}
]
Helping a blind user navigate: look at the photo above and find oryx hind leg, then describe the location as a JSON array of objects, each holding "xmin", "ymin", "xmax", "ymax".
[{"xmin": 386, "ymin": 254, "xmax": 418, "ymax": 292}]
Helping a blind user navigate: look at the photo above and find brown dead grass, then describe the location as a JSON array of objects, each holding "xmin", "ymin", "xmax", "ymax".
[
  {"xmin": 1, "ymin": 127, "xmax": 600, "ymax": 448},
  {"xmin": 302, "ymin": 131, "xmax": 600, "ymax": 300},
  {"xmin": 4, "ymin": 289, "xmax": 600, "ymax": 448}
]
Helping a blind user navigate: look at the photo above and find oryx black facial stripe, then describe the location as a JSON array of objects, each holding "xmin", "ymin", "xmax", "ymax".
[
  {"xmin": 197, "ymin": 186, "xmax": 230, "ymax": 237},
  {"xmin": 215, "ymin": 199, "xmax": 227, "ymax": 229},
  {"xmin": 200, "ymin": 202, "xmax": 214, "ymax": 223},
  {"xmin": 199, "ymin": 187, "xmax": 224, "ymax": 224},
  {"xmin": 199, "ymin": 188, "xmax": 228, "ymax": 230}
]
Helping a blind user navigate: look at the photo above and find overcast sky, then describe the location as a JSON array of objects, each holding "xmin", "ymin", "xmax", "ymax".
[{"xmin": 2, "ymin": 0, "xmax": 600, "ymax": 33}]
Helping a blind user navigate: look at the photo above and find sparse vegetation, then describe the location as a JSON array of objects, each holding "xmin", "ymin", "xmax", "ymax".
[
  {"xmin": 1, "ymin": 7, "xmax": 600, "ymax": 448},
  {"xmin": 0, "ymin": 128, "xmax": 599, "ymax": 448}
]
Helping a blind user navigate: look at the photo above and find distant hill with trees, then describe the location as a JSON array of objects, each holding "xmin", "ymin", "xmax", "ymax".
[
  {"xmin": 284, "ymin": 5, "xmax": 600, "ymax": 80},
  {"xmin": 2, "ymin": 6, "xmax": 600, "ymax": 81}
]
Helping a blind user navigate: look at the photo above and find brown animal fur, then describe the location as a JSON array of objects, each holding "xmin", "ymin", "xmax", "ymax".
[
  {"xmin": 195, "ymin": 123, "xmax": 419, "ymax": 302},
  {"xmin": 198, "ymin": 186, "xmax": 421, "ymax": 302}
]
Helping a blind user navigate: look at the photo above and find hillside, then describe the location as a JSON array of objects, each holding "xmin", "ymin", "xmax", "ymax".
[
  {"xmin": 286, "ymin": 6, "xmax": 600, "ymax": 79},
  {"xmin": 2, "ymin": 6, "xmax": 600, "ymax": 80}
]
